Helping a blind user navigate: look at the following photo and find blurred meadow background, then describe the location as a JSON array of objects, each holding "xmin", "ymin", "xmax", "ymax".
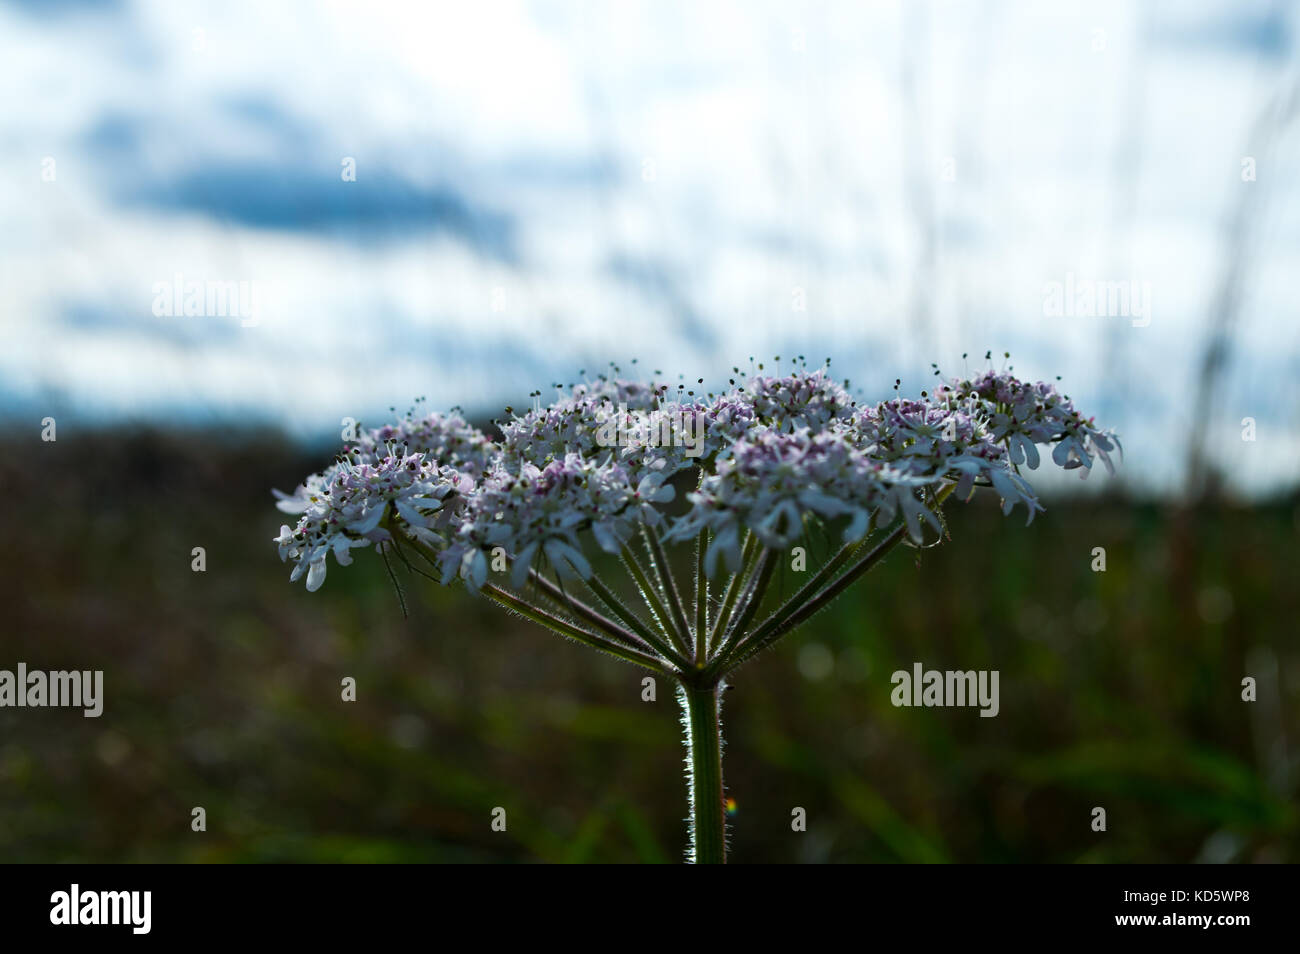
[{"xmin": 2, "ymin": 0, "xmax": 1298, "ymax": 862}]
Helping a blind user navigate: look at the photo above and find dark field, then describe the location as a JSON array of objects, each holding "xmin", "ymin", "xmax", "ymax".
[{"xmin": 3, "ymin": 428, "xmax": 1297, "ymax": 863}]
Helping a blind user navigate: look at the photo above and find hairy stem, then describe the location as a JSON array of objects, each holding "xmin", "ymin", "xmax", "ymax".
[
  {"xmin": 708, "ymin": 531, "xmax": 757, "ymax": 649},
  {"xmin": 642, "ymin": 526, "xmax": 694, "ymax": 657},
  {"xmin": 526, "ymin": 568, "xmax": 654, "ymax": 655},
  {"xmin": 583, "ymin": 573, "xmax": 691, "ymax": 671},
  {"xmin": 621, "ymin": 547, "xmax": 684, "ymax": 651},
  {"xmin": 714, "ymin": 534, "xmax": 866, "ymax": 671},
  {"xmin": 726, "ymin": 483, "xmax": 956, "ymax": 670},
  {"xmin": 480, "ymin": 582, "xmax": 668, "ymax": 675},
  {"xmin": 706, "ymin": 547, "xmax": 775, "ymax": 678},
  {"xmin": 679, "ymin": 679, "xmax": 726, "ymax": 864},
  {"xmin": 694, "ymin": 529, "xmax": 709, "ymax": 664}
]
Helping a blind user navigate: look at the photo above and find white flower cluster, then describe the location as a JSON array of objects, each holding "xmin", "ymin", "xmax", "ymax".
[
  {"xmin": 274, "ymin": 364, "xmax": 1120, "ymax": 591},
  {"xmin": 274, "ymin": 442, "xmax": 467, "ymax": 591},
  {"xmin": 363, "ymin": 405, "xmax": 496, "ymax": 476},
  {"xmin": 435, "ymin": 454, "xmax": 674, "ymax": 591}
]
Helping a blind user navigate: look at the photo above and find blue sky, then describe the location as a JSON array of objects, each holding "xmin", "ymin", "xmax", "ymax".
[{"xmin": 3, "ymin": 0, "xmax": 1298, "ymax": 496}]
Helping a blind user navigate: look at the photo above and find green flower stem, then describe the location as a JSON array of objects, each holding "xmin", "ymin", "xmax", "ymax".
[
  {"xmin": 713, "ymin": 534, "xmax": 867, "ymax": 671},
  {"xmin": 704, "ymin": 548, "xmax": 775, "ymax": 678},
  {"xmin": 524, "ymin": 569, "xmax": 655, "ymax": 655},
  {"xmin": 680, "ymin": 679, "xmax": 726, "ymax": 864},
  {"xmin": 742, "ymin": 525, "xmax": 906, "ymax": 658},
  {"xmin": 385, "ymin": 518, "xmax": 672, "ymax": 675},
  {"xmin": 621, "ymin": 547, "xmax": 686, "ymax": 653},
  {"xmin": 725, "ymin": 483, "xmax": 957, "ymax": 671},
  {"xmin": 708, "ymin": 531, "xmax": 757, "ymax": 649},
  {"xmin": 738, "ymin": 538, "xmax": 868, "ymax": 642},
  {"xmin": 642, "ymin": 526, "xmax": 694, "ymax": 657},
  {"xmin": 480, "ymin": 582, "xmax": 669, "ymax": 675},
  {"xmin": 694, "ymin": 529, "xmax": 709, "ymax": 664},
  {"xmin": 583, "ymin": 573, "xmax": 692, "ymax": 671}
]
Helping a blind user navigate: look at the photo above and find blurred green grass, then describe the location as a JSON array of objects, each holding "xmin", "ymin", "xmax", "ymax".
[{"xmin": 1, "ymin": 427, "xmax": 1296, "ymax": 862}]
